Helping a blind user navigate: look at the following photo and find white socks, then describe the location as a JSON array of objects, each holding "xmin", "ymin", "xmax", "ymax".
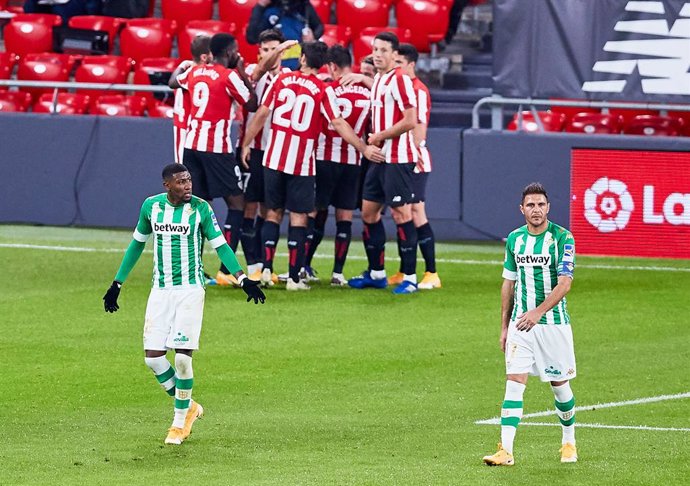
[
  {"xmin": 500, "ymin": 380, "xmax": 526, "ymax": 454},
  {"xmin": 552, "ymin": 382, "xmax": 576, "ymax": 445}
]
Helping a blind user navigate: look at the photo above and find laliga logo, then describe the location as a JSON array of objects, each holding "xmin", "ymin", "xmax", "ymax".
[{"xmin": 584, "ymin": 177, "xmax": 634, "ymax": 233}]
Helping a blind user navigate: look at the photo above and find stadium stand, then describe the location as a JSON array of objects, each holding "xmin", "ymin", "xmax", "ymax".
[
  {"xmin": 319, "ymin": 24, "xmax": 351, "ymax": 48},
  {"xmin": 132, "ymin": 57, "xmax": 177, "ymax": 103},
  {"xmin": 507, "ymin": 111, "xmax": 567, "ymax": 132},
  {"xmin": 67, "ymin": 15, "xmax": 126, "ymax": 54},
  {"xmin": 352, "ymin": 26, "xmax": 411, "ymax": 65},
  {"xmin": 74, "ymin": 55, "xmax": 132, "ymax": 102},
  {"xmin": 311, "ymin": 0, "xmax": 334, "ymax": 24},
  {"xmin": 623, "ymin": 115, "xmax": 682, "ymax": 137},
  {"xmin": 0, "ymin": 90, "xmax": 32, "ymax": 112},
  {"xmin": 177, "ymin": 20, "xmax": 237, "ymax": 60},
  {"xmin": 93, "ymin": 94, "xmax": 148, "ymax": 117},
  {"xmin": 0, "ymin": 52, "xmax": 18, "ymax": 89},
  {"xmin": 32, "ymin": 92, "xmax": 91, "ymax": 114},
  {"xmin": 608, "ymin": 106, "xmax": 659, "ymax": 125},
  {"xmin": 17, "ymin": 52, "xmax": 76, "ymax": 101},
  {"xmin": 161, "ymin": 0, "xmax": 214, "ymax": 31},
  {"xmin": 119, "ymin": 18, "xmax": 176, "ymax": 65},
  {"xmin": 146, "ymin": 99, "xmax": 174, "ymax": 118},
  {"xmin": 218, "ymin": 0, "xmax": 257, "ymax": 30},
  {"xmin": 336, "ymin": 0, "xmax": 391, "ymax": 37},
  {"xmin": 396, "ymin": 0, "xmax": 449, "ymax": 53},
  {"xmin": 565, "ymin": 112, "xmax": 623, "ymax": 135},
  {"xmin": 4, "ymin": 13, "xmax": 62, "ymax": 57}
]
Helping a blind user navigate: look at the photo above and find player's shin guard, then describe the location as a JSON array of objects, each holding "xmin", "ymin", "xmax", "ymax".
[
  {"xmin": 552, "ymin": 382, "xmax": 576, "ymax": 445},
  {"xmin": 261, "ymin": 221, "xmax": 280, "ymax": 272},
  {"xmin": 219, "ymin": 210, "xmax": 244, "ymax": 273},
  {"xmin": 333, "ymin": 220, "xmax": 352, "ymax": 274},
  {"xmin": 144, "ymin": 356, "xmax": 176, "ymax": 397},
  {"xmin": 416, "ymin": 222, "xmax": 436, "ymax": 273},
  {"xmin": 240, "ymin": 217, "xmax": 257, "ymax": 266},
  {"xmin": 287, "ymin": 225, "xmax": 307, "ymax": 283},
  {"xmin": 305, "ymin": 210, "xmax": 327, "ymax": 267},
  {"xmin": 397, "ymin": 221, "xmax": 418, "ymax": 283},
  {"xmin": 363, "ymin": 220, "xmax": 386, "ymax": 272},
  {"xmin": 500, "ymin": 380, "xmax": 526, "ymax": 455},
  {"xmin": 172, "ymin": 354, "xmax": 193, "ymax": 429}
]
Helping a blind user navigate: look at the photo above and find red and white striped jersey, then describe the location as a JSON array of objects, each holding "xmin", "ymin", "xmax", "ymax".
[
  {"xmin": 262, "ymin": 71, "xmax": 341, "ymax": 176},
  {"xmin": 316, "ymin": 79, "xmax": 371, "ymax": 165},
  {"xmin": 413, "ymin": 77, "xmax": 432, "ymax": 173},
  {"xmin": 370, "ymin": 67, "xmax": 417, "ymax": 164},
  {"xmin": 177, "ymin": 64, "xmax": 251, "ymax": 154},
  {"xmin": 172, "ymin": 87, "xmax": 190, "ymax": 129},
  {"xmin": 238, "ymin": 64, "xmax": 292, "ymax": 151}
]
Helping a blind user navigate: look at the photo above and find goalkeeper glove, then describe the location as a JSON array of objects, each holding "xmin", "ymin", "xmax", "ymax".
[
  {"xmin": 238, "ymin": 275, "xmax": 266, "ymax": 304},
  {"xmin": 103, "ymin": 281, "xmax": 122, "ymax": 313}
]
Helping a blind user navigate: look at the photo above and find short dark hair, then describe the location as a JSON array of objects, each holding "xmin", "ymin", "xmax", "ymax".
[
  {"xmin": 259, "ymin": 28, "xmax": 285, "ymax": 44},
  {"xmin": 327, "ymin": 45, "xmax": 352, "ymax": 69},
  {"xmin": 301, "ymin": 41, "xmax": 329, "ymax": 69},
  {"xmin": 396, "ymin": 43, "xmax": 418, "ymax": 63},
  {"xmin": 361, "ymin": 56, "xmax": 374, "ymax": 67},
  {"xmin": 210, "ymin": 33, "xmax": 236, "ymax": 58},
  {"xmin": 521, "ymin": 182, "xmax": 549, "ymax": 203},
  {"xmin": 374, "ymin": 31, "xmax": 399, "ymax": 51},
  {"xmin": 162, "ymin": 163, "xmax": 189, "ymax": 180},
  {"xmin": 190, "ymin": 35, "xmax": 211, "ymax": 62}
]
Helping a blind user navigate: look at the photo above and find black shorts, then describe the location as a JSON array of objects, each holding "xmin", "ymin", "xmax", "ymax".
[
  {"xmin": 410, "ymin": 171, "xmax": 429, "ymax": 204},
  {"xmin": 362, "ymin": 162, "xmax": 415, "ymax": 207},
  {"xmin": 315, "ymin": 160, "xmax": 362, "ymax": 210},
  {"xmin": 242, "ymin": 148, "xmax": 265, "ymax": 203},
  {"xmin": 183, "ymin": 149, "xmax": 243, "ymax": 201},
  {"xmin": 263, "ymin": 167, "xmax": 315, "ymax": 214}
]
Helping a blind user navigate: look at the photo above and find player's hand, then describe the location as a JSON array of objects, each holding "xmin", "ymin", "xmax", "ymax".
[
  {"xmin": 500, "ymin": 327, "xmax": 508, "ymax": 353},
  {"xmin": 340, "ymin": 73, "xmax": 365, "ymax": 87},
  {"xmin": 364, "ymin": 145, "xmax": 385, "ymax": 163},
  {"xmin": 278, "ymin": 40, "xmax": 299, "ymax": 52},
  {"xmin": 241, "ymin": 146, "xmax": 251, "ymax": 170},
  {"xmin": 516, "ymin": 309, "xmax": 542, "ymax": 331},
  {"xmin": 368, "ymin": 132, "xmax": 384, "ymax": 147},
  {"xmin": 103, "ymin": 281, "xmax": 122, "ymax": 313},
  {"xmin": 240, "ymin": 277, "xmax": 266, "ymax": 304}
]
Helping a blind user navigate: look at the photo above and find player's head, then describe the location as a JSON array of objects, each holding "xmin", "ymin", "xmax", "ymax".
[
  {"xmin": 372, "ymin": 31, "xmax": 399, "ymax": 72},
  {"xmin": 395, "ymin": 43, "xmax": 418, "ymax": 77},
  {"xmin": 258, "ymin": 28, "xmax": 286, "ymax": 70},
  {"xmin": 360, "ymin": 56, "xmax": 375, "ymax": 78},
  {"xmin": 162, "ymin": 164, "xmax": 193, "ymax": 203},
  {"xmin": 210, "ymin": 33, "xmax": 239, "ymax": 68},
  {"xmin": 520, "ymin": 182, "xmax": 550, "ymax": 229},
  {"xmin": 190, "ymin": 34, "xmax": 212, "ymax": 64},
  {"xmin": 327, "ymin": 45, "xmax": 352, "ymax": 78},
  {"xmin": 300, "ymin": 41, "xmax": 329, "ymax": 70}
]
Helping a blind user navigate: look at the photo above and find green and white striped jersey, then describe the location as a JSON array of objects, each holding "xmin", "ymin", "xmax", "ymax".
[
  {"xmin": 133, "ymin": 194, "xmax": 226, "ymax": 289},
  {"xmin": 503, "ymin": 221, "xmax": 575, "ymax": 325}
]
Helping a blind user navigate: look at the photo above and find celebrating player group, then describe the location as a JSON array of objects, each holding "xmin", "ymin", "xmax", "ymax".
[{"xmin": 168, "ymin": 28, "xmax": 442, "ymax": 295}]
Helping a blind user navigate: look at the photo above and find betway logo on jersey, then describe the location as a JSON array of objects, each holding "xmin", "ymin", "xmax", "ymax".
[
  {"xmin": 515, "ymin": 254, "xmax": 552, "ymax": 267},
  {"xmin": 582, "ymin": 1, "xmax": 690, "ymax": 96},
  {"xmin": 153, "ymin": 222, "xmax": 191, "ymax": 236},
  {"xmin": 571, "ymin": 149, "xmax": 690, "ymax": 259}
]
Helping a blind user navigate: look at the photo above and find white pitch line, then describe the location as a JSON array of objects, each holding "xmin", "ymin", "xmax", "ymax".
[
  {"xmin": 2, "ymin": 243, "xmax": 689, "ymax": 273},
  {"xmin": 475, "ymin": 391, "xmax": 690, "ymax": 425},
  {"xmin": 514, "ymin": 422, "xmax": 690, "ymax": 432}
]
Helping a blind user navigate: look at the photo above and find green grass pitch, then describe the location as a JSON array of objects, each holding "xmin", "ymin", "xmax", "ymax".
[{"xmin": 2, "ymin": 224, "xmax": 689, "ymax": 485}]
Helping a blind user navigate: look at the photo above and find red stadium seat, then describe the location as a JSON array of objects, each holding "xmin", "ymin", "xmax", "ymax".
[
  {"xmin": 4, "ymin": 14, "xmax": 62, "ymax": 57},
  {"xmin": 667, "ymin": 110, "xmax": 690, "ymax": 135},
  {"xmin": 320, "ymin": 24, "xmax": 351, "ymax": 47},
  {"xmin": 147, "ymin": 99, "xmax": 175, "ymax": 118},
  {"xmin": 0, "ymin": 52, "xmax": 19, "ymax": 90},
  {"xmin": 120, "ymin": 18, "xmax": 176, "ymax": 65},
  {"xmin": 178, "ymin": 20, "xmax": 236, "ymax": 60},
  {"xmin": 133, "ymin": 57, "xmax": 178, "ymax": 103},
  {"xmin": 608, "ymin": 106, "xmax": 657, "ymax": 124},
  {"xmin": 312, "ymin": 0, "xmax": 334, "ymax": 24},
  {"xmin": 396, "ymin": 0, "xmax": 449, "ymax": 53},
  {"xmin": 161, "ymin": 0, "xmax": 213, "ymax": 31},
  {"xmin": 550, "ymin": 100, "xmax": 599, "ymax": 122},
  {"xmin": 32, "ymin": 92, "xmax": 91, "ymax": 114},
  {"xmin": 507, "ymin": 111, "xmax": 566, "ymax": 132},
  {"xmin": 93, "ymin": 94, "xmax": 147, "ymax": 117},
  {"xmin": 236, "ymin": 25, "xmax": 258, "ymax": 64},
  {"xmin": 17, "ymin": 53, "xmax": 74, "ymax": 101},
  {"xmin": 74, "ymin": 55, "xmax": 132, "ymax": 101},
  {"xmin": 68, "ymin": 16, "xmax": 126, "ymax": 53},
  {"xmin": 219, "ymin": 0, "xmax": 257, "ymax": 30},
  {"xmin": 565, "ymin": 113, "xmax": 623, "ymax": 134},
  {"xmin": 623, "ymin": 115, "xmax": 682, "ymax": 136},
  {"xmin": 336, "ymin": 0, "xmax": 391, "ymax": 37},
  {"xmin": 0, "ymin": 91, "xmax": 32, "ymax": 112},
  {"xmin": 352, "ymin": 27, "xmax": 412, "ymax": 64}
]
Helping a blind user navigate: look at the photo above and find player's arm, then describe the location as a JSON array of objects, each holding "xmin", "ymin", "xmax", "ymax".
[
  {"xmin": 500, "ymin": 277, "xmax": 516, "ymax": 352},
  {"xmin": 339, "ymin": 73, "xmax": 374, "ymax": 89},
  {"xmin": 103, "ymin": 203, "xmax": 152, "ymax": 312},
  {"xmin": 240, "ymin": 104, "xmax": 271, "ymax": 167},
  {"xmin": 368, "ymin": 107, "xmax": 416, "ymax": 147},
  {"xmin": 169, "ymin": 60, "xmax": 194, "ymax": 89},
  {"xmin": 201, "ymin": 202, "xmax": 266, "ymax": 304},
  {"xmin": 232, "ymin": 58, "xmax": 259, "ymax": 112},
  {"xmin": 251, "ymin": 40, "xmax": 299, "ymax": 81},
  {"xmin": 331, "ymin": 117, "xmax": 384, "ymax": 163},
  {"xmin": 368, "ymin": 72, "xmax": 417, "ymax": 146}
]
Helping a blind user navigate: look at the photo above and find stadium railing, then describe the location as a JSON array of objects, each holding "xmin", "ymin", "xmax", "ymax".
[{"xmin": 471, "ymin": 96, "xmax": 690, "ymax": 133}]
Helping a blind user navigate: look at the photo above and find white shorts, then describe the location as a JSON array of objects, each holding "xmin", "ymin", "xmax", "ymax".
[
  {"xmin": 173, "ymin": 126, "xmax": 187, "ymax": 164},
  {"xmin": 505, "ymin": 321, "xmax": 577, "ymax": 382},
  {"xmin": 143, "ymin": 287, "xmax": 205, "ymax": 351}
]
